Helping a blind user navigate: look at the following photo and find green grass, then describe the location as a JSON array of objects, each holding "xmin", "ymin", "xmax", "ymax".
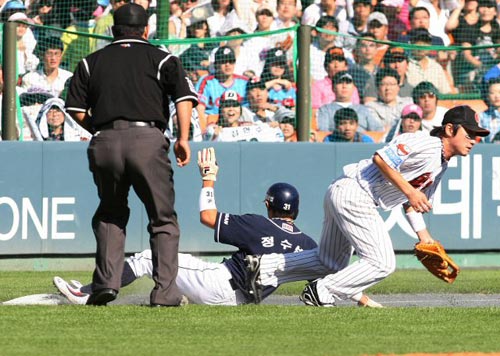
[
  {"xmin": 0, "ymin": 306, "xmax": 500, "ymax": 355},
  {"xmin": 1, "ymin": 269, "xmax": 500, "ymax": 356}
]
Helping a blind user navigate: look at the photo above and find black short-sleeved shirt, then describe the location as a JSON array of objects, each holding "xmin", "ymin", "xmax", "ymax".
[
  {"xmin": 214, "ymin": 213, "xmax": 318, "ymax": 302},
  {"xmin": 65, "ymin": 36, "xmax": 198, "ymax": 128}
]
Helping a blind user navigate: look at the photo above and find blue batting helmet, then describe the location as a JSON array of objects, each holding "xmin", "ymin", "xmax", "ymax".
[{"xmin": 265, "ymin": 182, "xmax": 299, "ymax": 219}]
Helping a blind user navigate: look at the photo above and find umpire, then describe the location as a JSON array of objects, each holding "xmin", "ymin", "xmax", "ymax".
[{"xmin": 65, "ymin": 3, "xmax": 198, "ymax": 307}]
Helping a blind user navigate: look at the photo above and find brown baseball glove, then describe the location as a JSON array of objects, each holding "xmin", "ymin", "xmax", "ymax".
[{"xmin": 414, "ymin": 241, "xmax": 460, "ymax": 283}]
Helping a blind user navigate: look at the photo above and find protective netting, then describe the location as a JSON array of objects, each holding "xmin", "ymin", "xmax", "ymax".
[{"xmin": 1, "ymin": 0, "xmax": 500, "ymax": 143}]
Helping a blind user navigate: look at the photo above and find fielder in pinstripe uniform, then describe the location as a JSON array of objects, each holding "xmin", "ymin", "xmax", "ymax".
[{"xmin": 246, "ymin": 105, "xmax": 490, "ymax": 307}]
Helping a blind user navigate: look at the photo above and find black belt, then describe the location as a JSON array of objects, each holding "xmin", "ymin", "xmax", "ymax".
[{"xmin": 96, "ymin": 119, "xmax": 159, "ymax": 131}]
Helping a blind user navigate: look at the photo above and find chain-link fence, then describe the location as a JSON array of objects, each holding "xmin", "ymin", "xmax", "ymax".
[{"xmin": 1, "ymin": 0, "xmax": 499, "ymax": 143}]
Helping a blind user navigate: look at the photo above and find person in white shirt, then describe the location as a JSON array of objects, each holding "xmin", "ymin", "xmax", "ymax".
[
  {"xmin": 20, "ymin": 36, "xmax": 73, "ymax": 98},
  {"xmin": 406, "ymin": 28, "xmax": 453, "ymax": 94},
  {"xmin": 301, "ymin": 0, "xmax": 347, "ymax": 26},
  {"xmin": 8, "ymin": 12, "xmax": 39, "ymax": 75}
]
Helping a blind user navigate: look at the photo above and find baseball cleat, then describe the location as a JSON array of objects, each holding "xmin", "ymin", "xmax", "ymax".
[
  {"xmin": 357, "ymin": 294, "xmax": 383, "ymax": 308},
  {"xmin": 53, "ymin": 276, "xmax": 90, "ymax": 305},
  {"xmin": 299, "ymin": 280, "xmax": 335, "ymax": 307},
  {"xmin": 244, "ymin": 255, "xmax": 263, "ymax": 304}
]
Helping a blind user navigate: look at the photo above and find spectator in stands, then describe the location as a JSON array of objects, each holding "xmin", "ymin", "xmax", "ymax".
[
  {"xmin": 132, "ymin": 0, "xmax": 155, "ymax": 36},
  {"xmin": 278, "ymin": 115, "xmax": 297, "ymax": 142},
  {"xmin": 406, "ymin": 28, "xmax": 453, "ymax": 94},
  {"xmin": 446, "ymin": 0, "xmax": 479, "ymax": 37},
  {"xmin": 91, "ymin": 0, "xmax": 130, "ymax": 52},
  {"xmin": 366, "ymin": 11, "xmax": 390, "ymax": 65},
  {"xmin": 204, "ymin": 89, "xmax": 243, "ymax": 140},
  {"xmin": 8, "ymin": 12, "xmax": 39, "ymax": 76},
  {"xmin": 29, "ymin": 97, "xmax": 92, "ymax": 141},
  {"xmin": 166, "ymin": 100, "xmax": 203, "ymax": 142},
  {"xmin": 301, "ymin": 0, "xmax": 347, "ymax": 26},
  {"xmin": 451, "ymin": 0, "xmax": 499, "ymax": 92},
  {"xmin": 18, "ymin": 88, "xmax": 53, "ymax": 141},
  {"xmin": 480, "ymin": 77, "xmax": 500, "ymax": 143},
  {"xmin": 400, "ymin": 6, "xmax": 446, "ymax": 45},
  {"xmin": 197, "ymin": 46, "xmax": 249, "ymax": 121},
  {"xmin": 364, "ymin": 47, "xmax": 414, "ymax": 103},
  {"xmin": 384, "ymin": 103, "xmax": 423, "ymax": 142},
  {"xmin": 482, "ymin": 31, "xmax": 500, "ymax": 91},
  {"xmin": 29, "ymin": 0, "xmax": 56, "ymax": 39},
  {"xmin": 349, "ymin": 33, "xmax": 380, "ymax": 101},
  {"xmin": 323, "ymin": 107, "xmax": 375, "ymax": 142},
  {"xmin": 309, "ymin": 15, "xmax": 337, "ymax": 81},
  {"xmin": 167, "ymin": 0, "xmax": 193, "ymax": 55},
  {"xmin": 240, "ymin": 5, "xmax": 277, "ymax": 77},
  {"xmin": 260, "ymin": 47, "xmax": 296, "ymax": 107},
  {"xmin": 337, "ymin": 0, "xmax": 373, "ymax": 53},
  {"xmin": 411, "ymin": 0, "xmax": 453, "ymax": 46},
  {"xmin": 1, "ymin": 0, "xmax": 26, "ymax": 22},
  {"xmin": 231, "ymin": 0, "xmax": 277, "ymax": 33},
  {"xmin": 411, "ymin": 81, "xmax": 447, "ymax": 133},
  {"xmin": 245, "ymin": 76, "xmax": 292, "ymax": 125},
  {"xmin": 221, "ymin": 26, "xmax": 253, "ymax": 76},
  {"xmin": 366, "ymin": 67, "xmax": 413, "ymax": 133},
  {"xmin": 312, "ymin": 47, "xmax": 361, "ymax": 114},
  {"xmin": 253, "ymin": 4, "xmax": 277, "ymax": 33},
  {"xmin": 379, "ymin": 0, "xmax": 407, "ymax": 41},
  {"xmin": 447, "ymin": 0, "xmax": 480, "ymax": 90},
  {"xmin": 180, "ymin": 20, "xmax": 217, "ymax": 75},
  {"xmin": 21, "ymin": 36, "xmax": 73, "ymax": 98},
  {"xmin": 274, "ymin": 0, "xmax": 298, "ymax": 30},
  {"xmin": 310, "ymin": 16, "xmax": 354, "ymax": 81},
  {"xmin": 92, "ymin": 0, "xmax": 110, "ymax": 20},
  {"xmin": 206, "ymin": 89, "xmax": 285, "ymax": 141},
  {"xmin": 60, "ymin": 2, "xmax": 96, "ymax": 72},
  {"xmin": 317, "ymin": 71, "xmax": 383, "ymax": 134},
  {"xmin": 207, "ymin": 0, "xmax": 234, "ymax": 37}
]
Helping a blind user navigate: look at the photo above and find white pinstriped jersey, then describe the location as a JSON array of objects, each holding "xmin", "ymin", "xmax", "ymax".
[{"xmin": 343, "ymin": 131, "xmax": 449, "ymax": 210}]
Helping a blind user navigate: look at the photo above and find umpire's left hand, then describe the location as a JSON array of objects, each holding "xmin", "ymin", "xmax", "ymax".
[{"xmin": 174, "ymin": 139, "xmax": 191, "ymax": 167}]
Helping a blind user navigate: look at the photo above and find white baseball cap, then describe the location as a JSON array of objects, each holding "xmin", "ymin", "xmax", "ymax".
[
  {"xmin": 368, "ymin": 11, "xmax": 388, "ymax": 26},
  {"xmin": 381, "ymin": 0, "xmax": 404, "ymax": 7},
  {"xmin": 8, "ymin": 12, "xmax": 34, "ymax": 24}
]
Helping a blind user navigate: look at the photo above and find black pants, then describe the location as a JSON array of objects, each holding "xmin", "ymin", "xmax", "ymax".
[{"xmin": 87, "ymin": 125, "xmax": 182, "ymax": 305}]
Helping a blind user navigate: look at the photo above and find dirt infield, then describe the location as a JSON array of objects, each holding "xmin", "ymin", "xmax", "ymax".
[
  {"xmin": 3, "ymin": 293, "xmax": 500, "ymax": 307},
  {"xmin": 262, "ymin": 294, "xmax": 500, "ymax": 307}
]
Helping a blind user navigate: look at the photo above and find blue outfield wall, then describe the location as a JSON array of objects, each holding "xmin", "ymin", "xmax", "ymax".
[{"xmin": 0, "ymin": 141, "xmax": 499, "ymax": 255}]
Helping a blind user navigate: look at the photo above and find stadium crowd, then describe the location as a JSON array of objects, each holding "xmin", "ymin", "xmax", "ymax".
[{"xmin": 0, "ymin": 0, "xmax": 499, "ymax": 143}]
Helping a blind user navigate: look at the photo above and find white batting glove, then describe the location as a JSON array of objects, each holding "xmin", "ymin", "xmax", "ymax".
[{"xmin": 197, "ymin": 147, "xmax": 219, "ymax": 181}]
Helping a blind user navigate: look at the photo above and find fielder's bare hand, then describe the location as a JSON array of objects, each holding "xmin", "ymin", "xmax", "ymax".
[
  {"xmin": 174, "ymin": 139, "xmax": 191, "ymax": 167},
  {"xmin": 407, "ymin": 189, "xmax": 432, "ymax": 213}
]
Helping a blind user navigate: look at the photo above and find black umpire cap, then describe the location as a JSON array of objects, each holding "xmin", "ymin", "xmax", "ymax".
[{"xmin": 114, "ymin": 3, "xmax": 148, "ymax": 26}]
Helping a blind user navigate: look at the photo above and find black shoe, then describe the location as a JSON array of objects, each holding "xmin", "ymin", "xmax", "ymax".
[
  {"xmin": 299, "ymin": 280, "xmax": 335, "ymax": 307},
  {"xmin": 244, "ymin": 255, "xmax": 263, "ymax": 304},
  {"xmin": 86, "ymin": 288, "xmax": 118, "ymax": 306}
]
